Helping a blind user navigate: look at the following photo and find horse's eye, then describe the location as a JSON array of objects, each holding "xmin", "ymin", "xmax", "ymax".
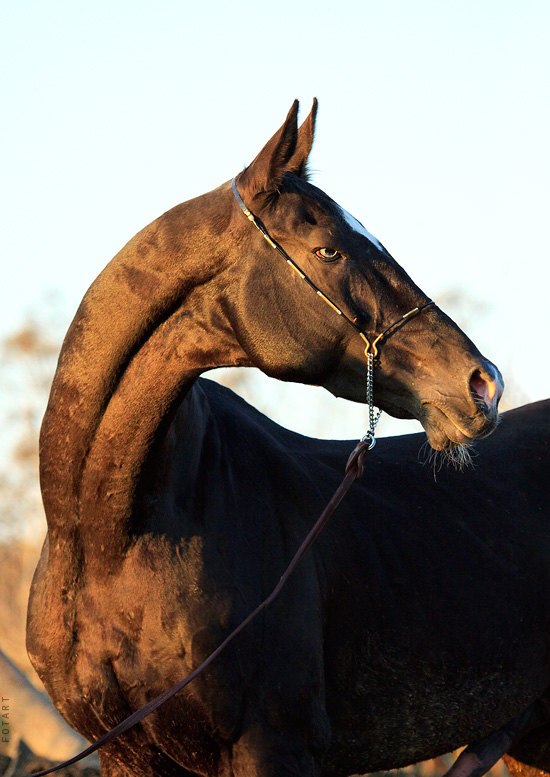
[{"xmin": 314, "ymin": 247, "xmax": 342, "ymax": 262}]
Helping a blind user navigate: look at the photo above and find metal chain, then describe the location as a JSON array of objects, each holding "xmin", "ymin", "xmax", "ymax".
[{"xmin": 362, "ymin": 352, "xmax": 382, "ymax": 450}]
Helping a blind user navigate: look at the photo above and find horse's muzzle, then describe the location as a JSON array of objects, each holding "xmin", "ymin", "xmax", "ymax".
[{"xmin": 419, "ymin": 358, "xmax": 504, "ymax": 450}]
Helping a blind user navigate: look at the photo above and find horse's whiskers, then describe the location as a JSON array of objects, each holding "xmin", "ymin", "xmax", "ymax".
[
  {"xmin": 418, "ymin": 440, "xmax": 475, "ymax": 478},
  {"xmin": 417, "ymin": 439, "xmax": 431, "ymax": 464},
  {"xmin": 443, "ymin": 443, "xmax": 475, "ymax": 472}
]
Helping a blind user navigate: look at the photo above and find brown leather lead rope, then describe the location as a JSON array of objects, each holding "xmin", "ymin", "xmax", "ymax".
[
  {"xmin": 25, "ymin": 169, "xmax": 526, "ymax": 773},
  {"xmin": 28, "ymin": 180, "xmax": 438, "ymax": 777},
  {"xmin": 27, "ymin": 439, "xmax": 372, "ymax": 777}
]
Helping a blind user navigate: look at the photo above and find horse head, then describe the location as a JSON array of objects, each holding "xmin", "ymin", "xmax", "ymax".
[{"xmin": 232, "ymin": 99, "xmax": 503, "ymax": 450}]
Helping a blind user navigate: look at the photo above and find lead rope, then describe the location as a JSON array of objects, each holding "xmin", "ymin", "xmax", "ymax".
[
  {"xmin": 26, "ymin": 182, "xmax": 434, "ymax": 777},
  {"xmin": 26, "ymin": 441, "xmax": 373, "ymax": 777}
]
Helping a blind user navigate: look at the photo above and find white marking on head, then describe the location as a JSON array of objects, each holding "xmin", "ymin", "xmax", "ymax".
[{"xmin": 338, "ymin": 205, "xmax": 384, "ymax": 252}]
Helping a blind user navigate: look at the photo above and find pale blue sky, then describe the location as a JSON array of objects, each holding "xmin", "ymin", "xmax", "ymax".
[{"xmin": 1, "ymin": 0, "xmax": 548, "ymax": 437}]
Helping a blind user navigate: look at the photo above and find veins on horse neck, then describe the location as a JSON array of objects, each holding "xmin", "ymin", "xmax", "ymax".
[{"xmin": 75, "ymin": 290, "xmax": 245, "ymax": 555}]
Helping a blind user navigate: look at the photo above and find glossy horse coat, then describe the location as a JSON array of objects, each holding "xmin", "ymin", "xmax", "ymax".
[{"xmin": 27, "ymin": 102, "xmax": 550, "ymax": 777}]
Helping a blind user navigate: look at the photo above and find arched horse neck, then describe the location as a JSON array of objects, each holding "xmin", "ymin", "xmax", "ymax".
[{"xmin": 39, "ymin": 182, "xmax": 250, "ymax": 560}]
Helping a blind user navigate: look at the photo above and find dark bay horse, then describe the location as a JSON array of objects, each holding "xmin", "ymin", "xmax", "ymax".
[{"xmin": 27, "ymin": 100, "xmax": 550, "ymax": 777}]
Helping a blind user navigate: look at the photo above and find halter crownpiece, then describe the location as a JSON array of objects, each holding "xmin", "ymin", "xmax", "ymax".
[{"xmin": 231, "ymin": 177, "xmax": 434, "ymax": 445}]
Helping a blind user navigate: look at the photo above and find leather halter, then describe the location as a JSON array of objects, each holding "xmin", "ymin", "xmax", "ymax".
[
  {"xmin": 231, "ymin": 178, "xmax": 434, "ymax": 359},
  {"xmin": 231, "ymin": 177, "xmax": 434, "ymax": 443}
]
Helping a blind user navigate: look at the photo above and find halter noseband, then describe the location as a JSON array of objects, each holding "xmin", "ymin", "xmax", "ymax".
[{"xmin": 231, "ymin": 177, "xmax": 434, "ymax": 444}]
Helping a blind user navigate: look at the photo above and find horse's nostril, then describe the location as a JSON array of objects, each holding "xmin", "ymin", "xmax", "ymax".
[{"xmin": 469, "ymin": 369, "xmax": 497, "ymax": 409}]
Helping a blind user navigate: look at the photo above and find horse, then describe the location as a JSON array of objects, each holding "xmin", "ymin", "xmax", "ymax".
[{"xmin": 27, "ymin": 99, "xmax": 550, "ymax": 777}]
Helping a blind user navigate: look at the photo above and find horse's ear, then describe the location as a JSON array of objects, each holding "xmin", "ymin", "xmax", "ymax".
[
  {"xmin": 287, "ymin": 97, "xmax": 318, "ymax": 179},
  {"xmin": 237, "ymin": 100, "xmax": 299, "ymax": 200}
]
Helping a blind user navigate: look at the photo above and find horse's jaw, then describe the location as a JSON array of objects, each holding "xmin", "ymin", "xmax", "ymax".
[
  {"xmin": 321, "ymin": 348, "xmax": 503, "ymax": 452},
  {"xmin": 419, "ymin": 397, "xmax": 503, "ymax": 451}
]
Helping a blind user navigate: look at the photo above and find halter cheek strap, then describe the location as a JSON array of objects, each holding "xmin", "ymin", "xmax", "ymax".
[{"xmin": 231, "ymin": 177, "xmax": 434, "ymax": 444}]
